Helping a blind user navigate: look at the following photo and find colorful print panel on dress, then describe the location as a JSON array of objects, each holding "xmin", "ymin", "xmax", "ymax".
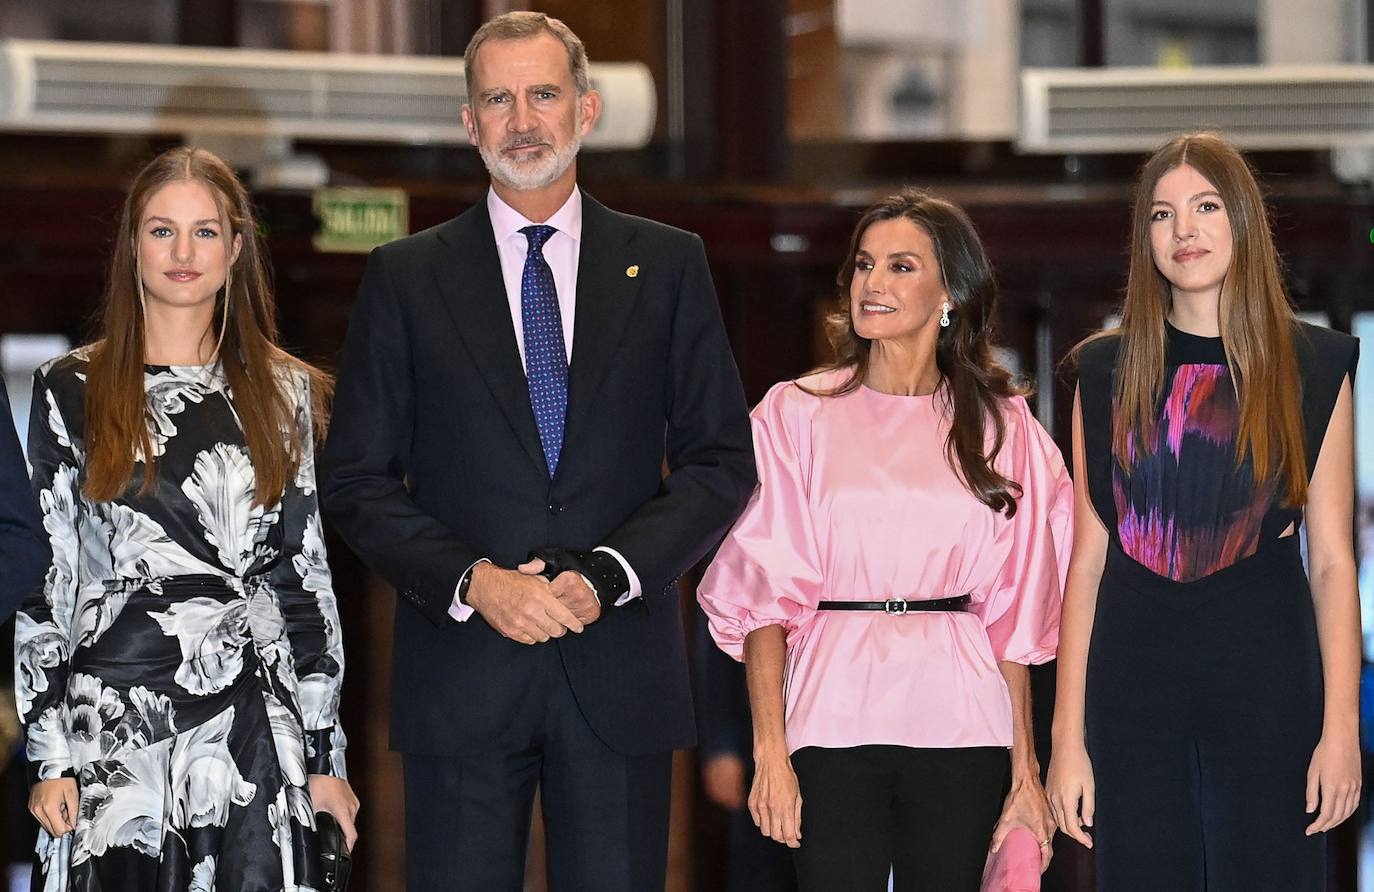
[{"xmin": 1112, "ymin": 363, "xmax": 1275, "ymax": 582}]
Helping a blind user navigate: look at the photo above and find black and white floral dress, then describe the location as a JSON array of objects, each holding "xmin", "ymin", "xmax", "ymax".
[{"xmin": 14, "ymin": 349, "xmax": 347, "ymax": 892}]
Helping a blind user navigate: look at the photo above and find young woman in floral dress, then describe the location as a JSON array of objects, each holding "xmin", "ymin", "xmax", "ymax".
[{"xmin": 15, "ymin": 147, "xmax": 359, "ymax": 891}]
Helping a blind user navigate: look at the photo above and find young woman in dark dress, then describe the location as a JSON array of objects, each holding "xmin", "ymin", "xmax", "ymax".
[{"xmin": 1045, "ymin": 132, "xmax": 1361, "ymax": 890}]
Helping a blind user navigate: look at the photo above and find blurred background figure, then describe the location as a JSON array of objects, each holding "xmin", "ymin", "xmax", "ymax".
[
  {"xmin": 693, "ymin": 609, "xmax": 797, "ymax": 892},
  {"xmin": 0, "ymin": 377, "xmax": 48, "ymax": 892}
]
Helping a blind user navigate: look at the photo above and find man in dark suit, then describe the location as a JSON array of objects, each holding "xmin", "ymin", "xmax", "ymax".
[
  {"xmin": 319, "ymin": 11, "xmax": 755, "ymax": 891},
  {"xmin": 0, "ymin": 378, "xmax": 50, "ymax": 618},
  {"xmin": 0, "ymin": 374, "xmax": 49, "ymax": 877}
]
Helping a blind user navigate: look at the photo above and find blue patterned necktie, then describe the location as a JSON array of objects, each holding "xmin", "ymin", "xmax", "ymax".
[{"xmin": 519, "ymin": 224, "xmax": 568, "ymax": 476}]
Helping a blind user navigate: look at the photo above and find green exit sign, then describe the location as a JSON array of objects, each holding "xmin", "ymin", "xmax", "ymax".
[{"xmin": 313, "ymin": 188, "xmax": 409, "ymax": 254}]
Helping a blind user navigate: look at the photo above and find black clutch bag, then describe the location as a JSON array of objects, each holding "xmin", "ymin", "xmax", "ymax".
[{"xmin": 316, "ymin": 812, "xmax": 353, "ymax": 892}]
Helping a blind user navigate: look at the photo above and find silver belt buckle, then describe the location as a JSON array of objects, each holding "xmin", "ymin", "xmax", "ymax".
[{"xmin": 883, "ymin": 598, "xmax": 908, "ymax": 615}]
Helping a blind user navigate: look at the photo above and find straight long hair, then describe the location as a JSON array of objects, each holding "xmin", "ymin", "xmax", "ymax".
[
  {"xmin": 807, "ymin": 189, "xmax": 1026, "ymax": 516},
  {"xmin": 1081, "ymin": 133, "xmax": 1305, "ymax": 506},
  {"xmin": 84, "ymin": 147, "xmax": 331, "ymax": 506}
]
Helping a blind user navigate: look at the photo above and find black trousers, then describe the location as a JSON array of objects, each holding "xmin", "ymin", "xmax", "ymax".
[
  {"xmin": 402, "ymin": 646, "xmax": 673, "ymax": 892},
  {"xmin": 789, "ymin": 744, "xmax": 1009, "ymax": 892},
  {"xmin": 1085, "ymin": 538, "xmax": 1325, "ymax": 891}
]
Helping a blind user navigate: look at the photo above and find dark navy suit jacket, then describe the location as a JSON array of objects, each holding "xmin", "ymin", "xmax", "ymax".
[
  {"xmin": 320, "ymin": 193, "xmax": 756, "ymax": 756},
  {"xmin": 0, "ymin": 379, "xmax": 51, "ymax": 620}
]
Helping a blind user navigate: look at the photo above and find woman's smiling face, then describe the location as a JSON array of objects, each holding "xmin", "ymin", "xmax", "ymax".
[
  {"xmin": 1148, "ymin": 163, "xmax": 1233, "ymax": 304},
  {"xmin": 850, "ymin": 217, "xmax": 949, "ymax": 347}
]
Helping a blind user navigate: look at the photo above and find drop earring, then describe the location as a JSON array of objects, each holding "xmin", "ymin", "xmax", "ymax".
[{"xmin": 939, "ymin": 302, "xmax": 951, "ymax": 328}]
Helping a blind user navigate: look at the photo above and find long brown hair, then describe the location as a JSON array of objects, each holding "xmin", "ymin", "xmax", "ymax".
[
  {"xmin": 1083, "ymin": 132, "xmax": 1305, "ymax": 506},
  {"xmin": 808, "ymin": 189, "xmax": 1027, "ymax": 516},
  {"xmin": 83, "ymin": 146, "xmax": 332, "ymax": 506}
]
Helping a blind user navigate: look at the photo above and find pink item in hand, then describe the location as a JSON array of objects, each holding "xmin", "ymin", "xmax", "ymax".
[{"xmin": 980, "ymin": 827, "xmax": 1042, "ymax": 892}]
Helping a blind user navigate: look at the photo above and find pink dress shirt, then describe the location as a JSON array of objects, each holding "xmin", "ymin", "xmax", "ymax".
[
  {"xmin": 448, "ymin": 187, "xmax": 640, "ymax": 621},
  {"xmin": 697, "ymin": 370, "xmax": 1073, "ymax": 752}
]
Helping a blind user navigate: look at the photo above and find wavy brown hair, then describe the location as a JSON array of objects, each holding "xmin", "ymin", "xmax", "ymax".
[
  {"xmin": 1078, "ymin": 132, "xmax": 1305, "ymax": 506},
  {"xmin": 806, "ymin": 188, "xmax": 1027, "ymax": 516},
  {"xmin": 83, "ymin": 146, "xmax": 332, "ymax": 506}
]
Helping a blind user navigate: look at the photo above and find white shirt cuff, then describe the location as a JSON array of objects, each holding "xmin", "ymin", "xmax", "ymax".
[
  {"xmin": 593, "ymin": 546, "xmax": 641, "ymax": 606},
  {"xmin": 449, "ymin": 558, "xmax": 491, "ymax": 622}
]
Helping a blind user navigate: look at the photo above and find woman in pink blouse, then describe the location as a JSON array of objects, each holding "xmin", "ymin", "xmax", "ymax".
[{"xmin": 698, "ymin": 189, "xmax": 1072, "ymax": 891}]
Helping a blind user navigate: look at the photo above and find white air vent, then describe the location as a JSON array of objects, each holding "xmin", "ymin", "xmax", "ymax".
[
  {"xmin": 1019, "ymin": 65, "xmax": 1374, "ymax": 153},
  {"xmin": 0, "ymin": 39, "xmax": 656, "ymax": 149}
]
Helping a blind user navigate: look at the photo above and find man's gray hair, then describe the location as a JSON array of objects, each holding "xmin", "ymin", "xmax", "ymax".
[{"xmin": 464, "ymin": 11, "xmax": 592, "ymax": 105}]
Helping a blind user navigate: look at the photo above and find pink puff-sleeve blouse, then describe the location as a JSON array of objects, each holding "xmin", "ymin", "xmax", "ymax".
[{"xmin": 697, "ymin": 370, "xmax": 1073, "ymax": 752}]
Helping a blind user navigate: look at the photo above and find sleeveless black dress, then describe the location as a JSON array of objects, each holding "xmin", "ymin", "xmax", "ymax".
[{"xmin": 1077, "ymin": 321, "xmax": 1357, "ymax": 892}]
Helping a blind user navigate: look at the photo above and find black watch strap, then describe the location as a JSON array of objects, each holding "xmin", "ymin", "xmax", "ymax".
[
  {"xmin": 457, "ymin": 564, "xmax": 478, "ymax": 604},
  {"xmin": 581, "ymin": 550, "xmax": 631, "ymax": 604}
]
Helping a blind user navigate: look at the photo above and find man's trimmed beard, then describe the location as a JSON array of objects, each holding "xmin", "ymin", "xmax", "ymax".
[{"xmin": 477, "ymin": 116, "xmax": 584, "ymax": 192}]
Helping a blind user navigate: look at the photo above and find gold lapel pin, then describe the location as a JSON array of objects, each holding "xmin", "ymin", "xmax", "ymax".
[{"xmin": 626, "ymin": 265, "xmax": 640, "ymax": 278}]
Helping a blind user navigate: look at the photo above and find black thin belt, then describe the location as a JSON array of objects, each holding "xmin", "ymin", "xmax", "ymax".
[{"xmin": 816, "ymin": 594, "xmax": 971, "ymax": 615}]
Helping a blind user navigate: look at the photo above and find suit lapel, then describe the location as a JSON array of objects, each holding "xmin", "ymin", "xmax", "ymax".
[
  {"xmin": 564, "ymin": 196, "xmax": 641, "ymax": 460},
  {"xmin": 432, "ymin": 204, "xmax": 548, "ymax": 476}
]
